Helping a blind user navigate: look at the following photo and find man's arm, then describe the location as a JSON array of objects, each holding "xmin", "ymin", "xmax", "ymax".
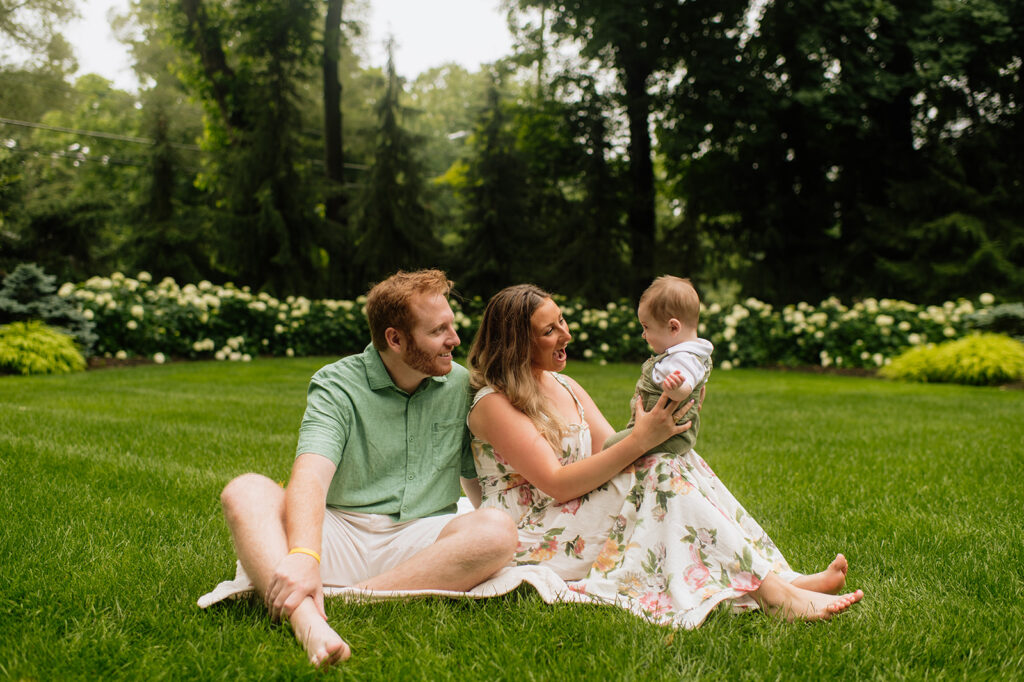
[{"xmin": 266, "ymin": 453, "xmax": 337, "ymax": 621}]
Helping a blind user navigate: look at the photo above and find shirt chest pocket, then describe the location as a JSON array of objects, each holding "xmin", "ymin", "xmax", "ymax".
[{"xmin": 431, "ymin": 419, "xmax": 465, "ymax": 469}]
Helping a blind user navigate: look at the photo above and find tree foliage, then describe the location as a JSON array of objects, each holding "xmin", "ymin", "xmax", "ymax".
[
  {"xmin": 659, "ymin": 0, "xmax": 1024, "ymax": 303},
  {"xmin": 2, "ymin": 0, "xmax": 1022, "ymax": 307},
  {"xmin": 169, "ymin": 0, "xmax": 326, "ymax": 295},
  {"xmin": 351, "ymin": 41, "xmax": 441, "ymax": 285},
  {"xmin": 0, "ymin": 0, "xmax": 76, "ymax": 58}
]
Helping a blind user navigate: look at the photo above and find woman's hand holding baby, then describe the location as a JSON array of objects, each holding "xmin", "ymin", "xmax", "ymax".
[{"xmin": 631, "ymin": 392, "xmax": 694, "ymax": 451}]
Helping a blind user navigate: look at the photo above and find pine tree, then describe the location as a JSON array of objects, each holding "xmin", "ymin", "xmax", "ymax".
[{"xmin": 351, "ymin": 40, "xmax": 441, "ymax": 284}]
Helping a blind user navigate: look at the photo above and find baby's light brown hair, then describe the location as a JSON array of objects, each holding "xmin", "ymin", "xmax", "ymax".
[{"xmin": 639, "ymin": 276, "xmax": 700, "ymax": 329}]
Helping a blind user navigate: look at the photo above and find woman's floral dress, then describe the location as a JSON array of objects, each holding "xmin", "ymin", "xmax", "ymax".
[{"xmin": 471, "ymin": 373, "xmax": 800, "ymax": 628}]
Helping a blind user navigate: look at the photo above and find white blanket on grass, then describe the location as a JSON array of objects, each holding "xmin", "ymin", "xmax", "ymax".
[
  {"xmin": 197, "ymin": 563, "xmax": 587, "ymax": 609},
  {"xmin": 196, "ymin": 557, "xmax": 589, "ymax": 606},
  {"xmin": 198, "ymin": 498, "xmax": 589, "ymax": 610}
]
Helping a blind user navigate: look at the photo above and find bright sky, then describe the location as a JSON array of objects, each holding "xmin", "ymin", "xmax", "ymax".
[{"xmin": 68, "ymin": 0, "xmax": 515, "ymax": 92}]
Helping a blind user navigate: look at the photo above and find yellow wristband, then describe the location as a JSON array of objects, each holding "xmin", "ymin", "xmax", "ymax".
[{"xmin": 288, "ymin": 547, "xmax": 321, "ymax": 564}]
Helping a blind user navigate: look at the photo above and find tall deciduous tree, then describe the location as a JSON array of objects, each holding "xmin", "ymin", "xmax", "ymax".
[
  {"xmin": 506, "ymin": 0, "xmax": 749, "ymax": 298},
  {"xmin": 1, "ymin": 75, "xmax": 142, "ymax": 280},
  {"xmin": 663, "ymin": 0, "xmax": 1023, "ymax": 302},
  {"xmin": 0, "ymin": 0, "xmax": 76, "ymax": 57}
]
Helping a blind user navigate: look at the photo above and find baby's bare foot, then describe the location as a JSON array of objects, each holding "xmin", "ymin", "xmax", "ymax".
[{"xmin": 791, "ymin": 554, "xmax": 848, "ymax": 594}]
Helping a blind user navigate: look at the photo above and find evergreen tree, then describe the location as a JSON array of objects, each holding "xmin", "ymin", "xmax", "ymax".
[
  {"xmin": 351, "ymin": 41, "xmax": 441, "ymax": 285},
  {"xmin": 0, "ymin": 262, "xmax": 95, "ymax": 352},
  {"xmin": 171, "ymin": 0, "xmax": 325, "ymax": 295},
  {"xmin": 453, "ymin": 82, "xmax": 532, "ymax": 296}
]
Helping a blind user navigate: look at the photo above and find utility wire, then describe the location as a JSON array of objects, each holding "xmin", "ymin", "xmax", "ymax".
[
  {"xmin": 1, "ymin": 116, "xmax": 370, "ymax": 170},
  {"xmin": 4, "ymin": 145, "xmax": 148, "ymax": 167},
  {"xmin": 0, "ymin": 116, "xmax": 201, "ymax": 149}
]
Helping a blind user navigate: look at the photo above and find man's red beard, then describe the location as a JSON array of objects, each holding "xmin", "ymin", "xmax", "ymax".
[{"xmin": 402, "ymin": 336, "xmax": 451, "ymax": 376}]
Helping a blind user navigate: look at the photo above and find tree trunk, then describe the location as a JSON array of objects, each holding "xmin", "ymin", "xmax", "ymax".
[
  {"xmin": 178, "ymin": 0, "xmax": 243, "ymax": 130},
  {"xmin": 623, "ymin": 59, "xmax": 656, "ymax": 300},
  {"xmin": 323, "ymin": 0, "xmax": 345, "ymax": 225}
]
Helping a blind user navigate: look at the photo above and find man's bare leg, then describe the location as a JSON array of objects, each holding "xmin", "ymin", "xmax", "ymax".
[
  {"xmin": 357, "ymin": 508, "xmax": 518, "ymax": 592},
  {"xmin": 791, "ymin": 554, "xmax": 848, "ymax": 594},
  {"xmin": 752, "ymin": 572, "xmax": 863, "ymax": 622},
  {"xmin": 221, "ymin": 474, "xmax": 349, "ymax": 666}
]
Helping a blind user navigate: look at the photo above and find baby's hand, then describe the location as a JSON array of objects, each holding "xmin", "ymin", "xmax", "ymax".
[{"xmin": 662, "ymin": 370, "xmax": 685, "ymax": 392}]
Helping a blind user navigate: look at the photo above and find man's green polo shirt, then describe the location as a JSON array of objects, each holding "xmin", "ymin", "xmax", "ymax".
[{"xmin": 296, "ymin": 344, "xmax": 475, "ymax": 522}]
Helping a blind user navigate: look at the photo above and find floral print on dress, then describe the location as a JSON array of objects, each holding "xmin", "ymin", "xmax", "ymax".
[{"xmin": 471, "ymin": 373, "xmax": 801, "ymax": 629}]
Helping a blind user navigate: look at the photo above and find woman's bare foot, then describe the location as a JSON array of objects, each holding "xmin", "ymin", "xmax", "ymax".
[
  {"xmin": 291, "ymin": 600, "xmax": 351, "ymax": 667},
  {"xmin": 791, "ymin": 554, "xmax": 848, "ymax": 594},
  {"xmin": 754, "ymin": 573, "xmax": 863, "ymax": 622}
]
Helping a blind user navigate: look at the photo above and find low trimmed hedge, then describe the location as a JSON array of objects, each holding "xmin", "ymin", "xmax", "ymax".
[
  {"xmin": 879, "ymin": 333, "xmax": 1024, "ymax": 386},
  {"xmin": 0, "ymin": 321, "xmax": 87, "ymax": 376},
  {"xmin": 56, "ymin": 272, "xmax": 1012, "ymax": 371}
]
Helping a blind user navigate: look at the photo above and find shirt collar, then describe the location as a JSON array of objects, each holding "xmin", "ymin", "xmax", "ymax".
[
  {"xmin": 664, "ymin": 338, "xmax": 714, "ymax": 355},
  {"xmin": 361, "ymin": 343, "xmax": 449, "ymax": 392}
]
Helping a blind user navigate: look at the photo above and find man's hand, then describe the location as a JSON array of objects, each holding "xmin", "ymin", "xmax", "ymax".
[{"xmin": 265, "ymin": 551, "xmax": 325, "ymax": 622}]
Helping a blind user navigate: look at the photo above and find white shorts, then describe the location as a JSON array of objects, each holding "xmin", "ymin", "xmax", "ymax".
[{"xmin": 319, "ymin": 508, "xmax": 457, "ymax": 586}]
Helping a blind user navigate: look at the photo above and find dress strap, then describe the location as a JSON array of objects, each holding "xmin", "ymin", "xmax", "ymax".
[
  {"xmin": 471, "ymin": 386, "xmax": 497, "ymax": 409},
  {"xmin": 467, "ymin": 386, "xmax": 496, "ymax": 428},
  {"xmin": 551, "ymin": 372, "xmax": 585, "ymax": 422}
]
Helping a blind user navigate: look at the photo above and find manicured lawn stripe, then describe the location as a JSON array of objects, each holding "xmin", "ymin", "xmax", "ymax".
[{"xmin": 1, "ymin": 360, "xmax": 1021, "ymax": 679}]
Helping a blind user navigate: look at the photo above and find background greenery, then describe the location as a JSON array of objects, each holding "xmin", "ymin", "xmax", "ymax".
[
  {"xmin": 55, "ymin": 270, "xmax": 1017, "ymax": 377},
  {"xmin": 2, "ymin": 0, "xmax": 1022, "ymax": 305},
  {"xmin": 2, "ymin": 360, "xmax": 1021, "ymax": 679}
]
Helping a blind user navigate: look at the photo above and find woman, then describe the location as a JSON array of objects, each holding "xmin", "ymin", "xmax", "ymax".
[{"xmin": 466, "ymin": 284, "xmax": 862, "ymax": 627}]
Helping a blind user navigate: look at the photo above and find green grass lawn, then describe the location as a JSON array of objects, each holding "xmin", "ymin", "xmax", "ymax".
[{"xmin": 2, "ymin": 359, "xmax": 1022, "ymax": 680}]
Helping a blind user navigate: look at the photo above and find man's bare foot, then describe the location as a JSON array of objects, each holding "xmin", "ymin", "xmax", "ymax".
[
  {"xmin": 754, "ymin": 573, "xmax": 863, "ymax": 622},
  {"xmin": 294, "ymin": 615, "xmax": 350, "ymax": 667},
  {"xmin": 791, "ymin": 554, "xmax": 848, "ymax": 594},
  {"xmin": 290, "ymin": 600, "xmax": 350, "ymax": 667}
]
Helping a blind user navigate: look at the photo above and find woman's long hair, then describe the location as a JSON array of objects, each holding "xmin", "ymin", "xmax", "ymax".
[{"xmin": 468, "ymin": 284, "xmax": 568, "ymax": 449}]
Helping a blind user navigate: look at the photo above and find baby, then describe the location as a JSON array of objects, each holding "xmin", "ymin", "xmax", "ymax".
[{"xmin": 604, "ymin": 275, "xmax": 714, "ymax": 456}]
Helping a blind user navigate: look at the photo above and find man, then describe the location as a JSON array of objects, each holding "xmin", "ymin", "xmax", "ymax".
[{"xmin": 218, "ymin": 270, "xmax": 517, "ymax": 666}]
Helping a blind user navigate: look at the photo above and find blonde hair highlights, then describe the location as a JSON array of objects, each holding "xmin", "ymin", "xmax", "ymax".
[{"xmin": 468, "ymin": 284, "xmax": 567, "ymax": 449}]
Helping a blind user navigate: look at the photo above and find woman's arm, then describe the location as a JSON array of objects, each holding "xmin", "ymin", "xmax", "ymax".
[
  {"xmin": 461, "ymin": 476, "xmax": 483, "ymax": 508},
  {"xmin": 568, "ymin": 375, "xmax": 705, "ymax": 450},
  {"xmin": 468, "ymin": 390, "xmax": 691, "ymax": 504}
]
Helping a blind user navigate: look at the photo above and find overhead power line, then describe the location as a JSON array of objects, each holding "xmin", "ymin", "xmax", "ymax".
[
  {"xmin": 0, "ymin": 116, "xmax": 201, "ymax": 150},
  {"xmin": 5, "ymin": 145, "xmax": 149, "ymax": 168},
  {"xmin": 0, "ymin": 116, "xmax": 371, "ymax": 170}
]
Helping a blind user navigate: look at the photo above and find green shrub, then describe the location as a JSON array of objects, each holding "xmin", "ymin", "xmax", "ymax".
[
  {"xmin": 0, "ymin": 321, "xmax": 87, "ymax": 376},
  {"xmin": 965, "ymin": 302, "xmax": 1024, "ymax": 342},
  {"xmin": 58, "ymin": 272, "xmax": 999, "ymax": 369},
  {"xmin": 0, "ymin": 263, "xmax": 96, "ymax": 354},
  {"xmin": 879, "ymin": 333, "xmax": 1024, "ymax": 386}
]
